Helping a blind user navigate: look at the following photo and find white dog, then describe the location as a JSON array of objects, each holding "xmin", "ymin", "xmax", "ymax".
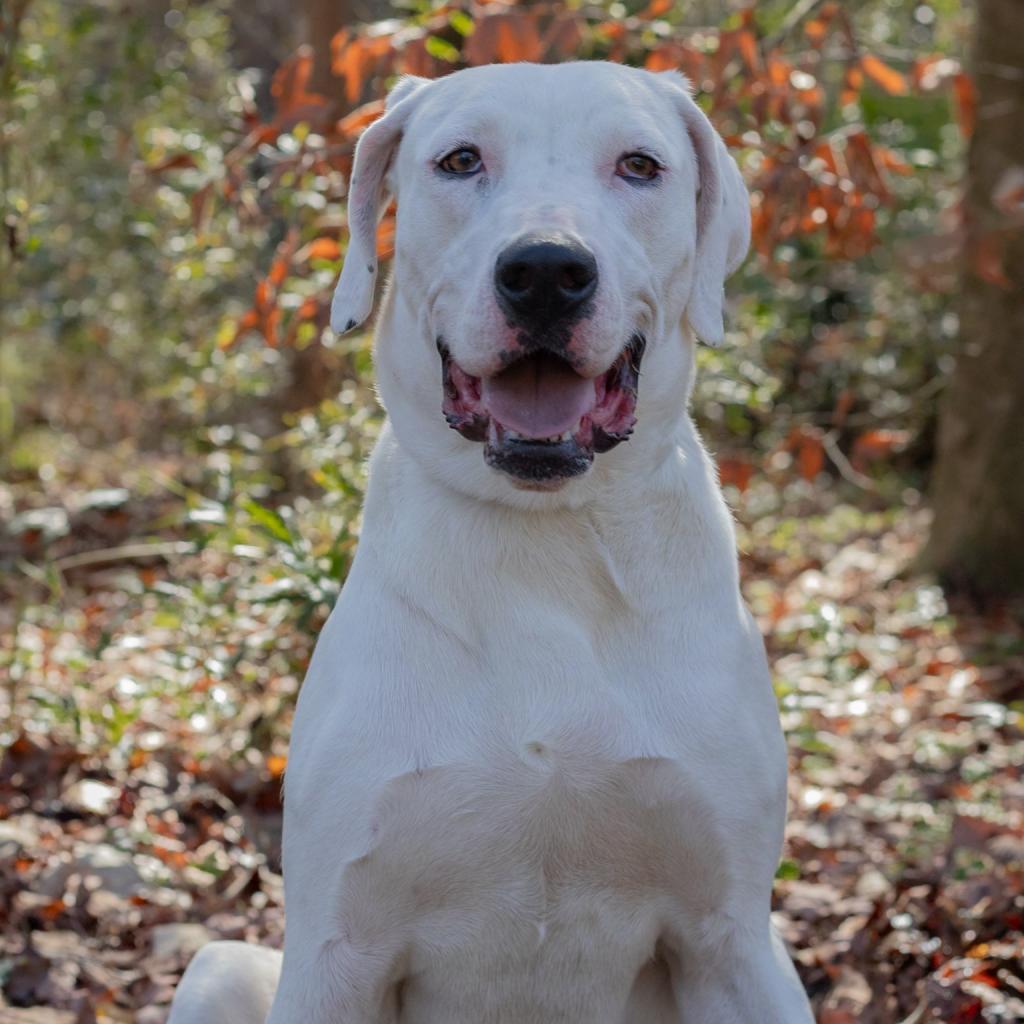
[{"xmin": 169, "ymin": 61, "xmax": 815, "ymax": 1023}]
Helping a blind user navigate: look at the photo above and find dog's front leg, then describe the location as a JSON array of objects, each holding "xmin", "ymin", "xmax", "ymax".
[
  {"xmin": 673, "ymin": 922, "xmax": 813, "ymax": 1024},
  {"xmin": 265, "ymin": 937, "xmax": 407, "ymax": 1024},
  {"xmin": 167, "ymin": 941, "xmax": 282, "ymax": 1024}
]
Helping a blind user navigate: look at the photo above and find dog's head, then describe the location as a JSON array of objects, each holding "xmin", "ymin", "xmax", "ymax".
[{"xmin": 332, "ymin": 62, "xmax": 749, "ymax": 496}]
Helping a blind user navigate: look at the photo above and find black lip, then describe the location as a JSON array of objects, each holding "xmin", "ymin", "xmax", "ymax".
[
  {"xmin": 592, "ymin": 333, "xmax": 645, "ymax": 454},
  {"xmin": 439, "ymin": 338, "xmax": 488, "ymax": 442},
  {"xmin": 484, "ymin": 435, "xmax": 594, "ymax": 483}
]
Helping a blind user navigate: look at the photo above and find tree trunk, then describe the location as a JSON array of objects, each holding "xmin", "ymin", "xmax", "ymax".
[
  {"xmin": 229, "ymin": 0, "xmax": 300, "ymax": 80},
  {"xmin": 307, "ymin": 0, "xmax": 350, "ymax": 98},
  {"xmin": 307, "ymin": 0, "xmax": 390, "ymax": 98},
  {"xmin": 920, "ymin": 0, "xmax": 1024, "ymax": 600}
]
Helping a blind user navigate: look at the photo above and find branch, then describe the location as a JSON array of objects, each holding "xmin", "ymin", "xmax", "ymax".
[
  {"xmin": 822, "ymin": 429, "xmax": 876, "ymax": 491},
  {"xmin": 50, "ymin": 541, "xmax": 196, "ymax": 573},
  {"xmin": 763, "ymin": 0, "xmax": 829, "ymax": 51}
]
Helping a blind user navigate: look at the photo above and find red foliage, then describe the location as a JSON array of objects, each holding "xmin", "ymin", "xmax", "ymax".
[
  {"xmin": 215, "ymin": 3, "xmax": 953, "ymax": 304},
  {"xmin": 156, "ymin": 1, "xmax": 977, "ymax": 477}
]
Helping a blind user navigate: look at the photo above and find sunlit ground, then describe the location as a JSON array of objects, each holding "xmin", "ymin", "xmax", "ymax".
[{"xmin": 2, "ymin": 414, "xmax": 1022, "ymax": 1021}]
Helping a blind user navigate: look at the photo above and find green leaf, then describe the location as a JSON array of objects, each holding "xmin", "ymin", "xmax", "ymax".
[
  {"xmin": 425, "ymin": 36, "xmax": 460, "ymax": 63},
  {"xmin": 241, "ymin": 498, "xmax": 295, "ymax": 545},
  {"xmin": 775, "ymin": 859, "xmax": 800, "ymax": 880},
  {"xmin": 448, "ymin": 11, "xmax": 475, "ymax": 37}
]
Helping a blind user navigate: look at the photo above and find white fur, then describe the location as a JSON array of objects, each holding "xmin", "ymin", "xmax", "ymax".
[{"xmin": 169, "ymin": 62, "xmax": 812, "ymax": 1023}]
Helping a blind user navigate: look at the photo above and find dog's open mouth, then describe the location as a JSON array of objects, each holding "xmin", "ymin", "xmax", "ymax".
[{"xmin": 439, "ymin": 336, "xmax": 645, "ymax": 484}]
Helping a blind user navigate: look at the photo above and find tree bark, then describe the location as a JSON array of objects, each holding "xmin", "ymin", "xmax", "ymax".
[
  {"xmin": 920, "ymin": 0, "xmax": 1024, "ymax": 599},
  {"xmin": 229, "ymin": 0, "xmax": 300, "ymax": 82},
  {"xmin": 307, "ymin": 0, "xmax": 390, "ymax": 98},
  {"xmin": 307, "ymin": 0, "xmax": 351, "ymax": 98}
]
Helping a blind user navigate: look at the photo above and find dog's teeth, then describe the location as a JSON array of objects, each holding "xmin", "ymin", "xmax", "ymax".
[{"xmin": 505, "ymin": 430, "xmax": 574, "ymax": 443}]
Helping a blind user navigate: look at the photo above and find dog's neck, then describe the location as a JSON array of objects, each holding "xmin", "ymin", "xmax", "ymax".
[{"xmin": 354, "ymin": 419, "xmax": 742, "ymax": 641}]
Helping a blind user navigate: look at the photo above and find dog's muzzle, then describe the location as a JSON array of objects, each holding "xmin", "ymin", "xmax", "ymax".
[{"xmin": 437, "ymin": 232, "xmax": 642, "ymax": 488}]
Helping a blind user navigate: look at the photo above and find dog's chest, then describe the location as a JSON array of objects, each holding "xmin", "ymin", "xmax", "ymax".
[{"xmin": 332, "ymin": 718, "xmax": 723, "ymax": 1019}]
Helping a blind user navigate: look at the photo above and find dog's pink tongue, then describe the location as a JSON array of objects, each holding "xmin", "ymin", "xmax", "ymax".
[{"xmin": 481, "ymin": 353, "xmax": 596, "ymax": 438}]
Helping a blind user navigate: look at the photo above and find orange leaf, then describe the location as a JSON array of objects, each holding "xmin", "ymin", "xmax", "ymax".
[
  {"xmin": 332, "ymin": 36, "xmax": 394, "ymax": 106},
  {"xmin": 804, "ymin": 17, "xmax": 828, "ymax": 44},
  {"xmin": 645, "ymin": 44, "xmax": 682, "ymax": 73},
  {"xmin": 860, "ymin": 54, "xmax": 908, "ymax": 95},
  {"xmin": 337, "ymin": 99, "xmax": 385, "ymax": 140},
  {"xmin": 766, "ymin": 54, "xmax": 791, "ymax": 87},
  {"xmin": 643, "ymin": 40, "xmax": 703, "ymax": 79},
  {"xmin": 226, "ymin": 309, "xmax": 260, "ymax": 348},
  {"xmin": 851, "ymin": 429, "xmax": 910, "ymax": 470},
  {"xmin": 736, "ymin": 29, "xmax": 759, "ymax": 71},
  {"xmin": 831, "ymin": 391, "xmax": 856, "ymax": 429},
  {"xmin": 844, "ymin": 130, "xmax": 890, "ymax": 202},
  {"xmin": 262, "ymin": 306, "xmax": 282, "ymax": 346},
  {"xmin": 467, "ymin": 12, "xmax": 543, "ymax": 64},
  {"xmin": 818, "ymin": 1012, "xmax": 857, "ymax": 1024},
  {"xmin": 797, "ymin": 431, "xmax": 825, "ymax": 481},
  {"xmin": 272, "ymin": 47, "xmax": 328, "ymax": 115},
  {"xmin": 953, "ymin": 71, "xmax": 976, "ymax": 139},
  {"xmin": 41, "ymin": 899, "xmax": 65, "ymax": 921},
  {"xmin": 268, "ymin": 254, "xmax": 289, "ymax": 288},
  {"xmin": 912, "ymin": 53, "xmax": 950, "ymax": 90},
  {"xmin": 147, "ymin": 153, "xmax": 198, "ymax": 174},
  {"xmin": 717, "ymin": 457, "xmax": 754, "ymax": 493},
  {"xmin": 875, "ymin": 145, "xmax": 913, "ymax": 175},
  {"xmin": 330, "ymin": 28, "xmax": 352, "ymax": 65},
  {"xmin": 397, "ymin": 37, "xmax": 440, "ymax": 79},
  {"xmin": 637, "ymin": 0, "xmax": 673, "ymax": 19},
  {"xmin": 971, "ymin": 233, "xmax": 1011, "ymax": 288},
  {"xmin": 305, "ymin": 237, "xmax": 341, "ymax": 261},
  {"xmin": 496, "ymin": 13, "xmax": 543, "ymax": 63},
  {"xmin": 814, "ymin": 140, "xmax": 840, "ymax": 176},
  {"xmin": 840, "ymin": 64, "xmax": 863, "ymax": 106}
]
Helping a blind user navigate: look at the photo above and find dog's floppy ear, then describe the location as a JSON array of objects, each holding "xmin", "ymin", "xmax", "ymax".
[
  {"xmin": 331, "ymin": 75, "xmax": 431, "ymax": 334},
  {"xmin": 659, "ymin": 71, "xmax": 750, "ymax": 347}
]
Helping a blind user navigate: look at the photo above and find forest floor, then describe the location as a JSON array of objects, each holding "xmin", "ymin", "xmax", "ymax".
[{"xmin": 1, "ymin": 454, "xmax": 1023, "ymax": 1024}]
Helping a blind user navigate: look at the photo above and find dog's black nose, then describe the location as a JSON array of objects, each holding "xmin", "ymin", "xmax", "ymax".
[{"xmin": 494, "ymin": 234, "xmax": 598, "ymax": 326}]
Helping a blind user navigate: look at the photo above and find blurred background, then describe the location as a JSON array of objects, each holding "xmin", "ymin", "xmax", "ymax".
[{"xmin": 0, "ymin": 0, "xmax": 1022, "ymax": 1021}]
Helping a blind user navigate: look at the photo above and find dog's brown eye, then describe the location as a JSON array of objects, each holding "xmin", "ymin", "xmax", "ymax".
[
  {"xmin": 616, "ymin": 153, "xmax": 661, "ymax": 181},
  {"xmin": 439, "ymin": 147, "xmax": 483, "ymax": 175}
]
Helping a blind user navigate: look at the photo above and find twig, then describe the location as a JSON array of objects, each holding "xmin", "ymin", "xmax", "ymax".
[
  {"xmin": 897, "ymin": 1002, "xmax": 929, "ymax": 1024},
  {"xmin": 763, "ymin": 0, "xmax": 829, "ymax": 51},
  {"xmin": 50, "ymin": 541, "xmax": 196, "ymax": 572},
  {"xmin": 822, "ymin": 429, "xmax": 876, "ymax": 491}
]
